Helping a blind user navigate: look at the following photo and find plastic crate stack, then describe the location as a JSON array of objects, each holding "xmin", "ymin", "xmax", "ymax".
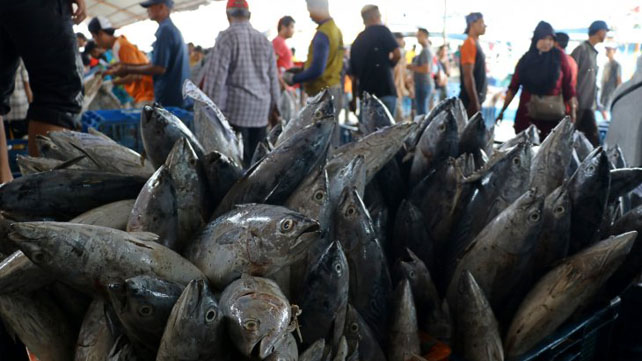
[{"xmin": 81, "ymin": 107, "xmax": 194, "ymax": 153}]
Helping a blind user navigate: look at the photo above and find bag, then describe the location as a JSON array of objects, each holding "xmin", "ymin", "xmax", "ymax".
[{"xmin": 527, "ymin": 94, "xmax": 566, "ymax": 121}]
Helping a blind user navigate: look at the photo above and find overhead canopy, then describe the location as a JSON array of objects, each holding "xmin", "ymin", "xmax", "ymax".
[{"xmin": 85, "ymin": 0, "xmax": 214, "ymax": 28}]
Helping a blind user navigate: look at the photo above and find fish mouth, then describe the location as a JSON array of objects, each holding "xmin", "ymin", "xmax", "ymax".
[
  {"xmin": 290, "ymin": 223, "xmax": 321, "ymax": 251},
  {"xmin": 256, "ymin": 335, "xmax": 282, "ymax": 359},
  {"xmin": 178, "ymin": 280, "xmax": 205, "ymax": 317},
  {"xmin": 106, "ymin": 283, "xmax": 128, "ymax": 313}
]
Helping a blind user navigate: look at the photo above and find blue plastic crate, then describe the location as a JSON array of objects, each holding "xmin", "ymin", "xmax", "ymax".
[
  {"xmin": 81, "ymin": 107, "xmax": 194, "ymax": 152},
  {"xmin": 7, "ymin": 139, "xmax": 28, "ymax": 178}
]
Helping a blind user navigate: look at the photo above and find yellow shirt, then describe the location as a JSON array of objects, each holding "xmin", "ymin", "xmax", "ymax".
[{"xmin": 303, "ymin": 19, "xmax": 344, "ymax": 96}]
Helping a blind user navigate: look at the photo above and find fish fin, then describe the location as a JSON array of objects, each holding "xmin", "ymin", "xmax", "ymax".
[
  {"xmin": 52, "ymin": 155, "xmax": 87, "ymax": 170},
  {"xmin": 68, "ymin": 142, "xmax": 103, "ymax": 169}
]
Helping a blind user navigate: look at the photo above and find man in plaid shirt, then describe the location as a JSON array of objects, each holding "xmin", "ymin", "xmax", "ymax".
[{"xmin": 202, "ymin": 0, "xmax": 280, "ymax": 165}]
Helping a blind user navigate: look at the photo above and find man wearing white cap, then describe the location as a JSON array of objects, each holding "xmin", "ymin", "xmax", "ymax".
[{"xmin": 106, "ymin": 0, "xmax": 189, "ymax": 108}]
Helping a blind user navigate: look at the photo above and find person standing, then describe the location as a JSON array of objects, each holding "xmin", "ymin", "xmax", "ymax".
[
  {"xmin": 571, "ymin": 20, "xmax": 609, "ymax": 146},
  {"xmin": 105, "ymin": 0, "xmax": 189, "ymax": 108},
  {"xmin": 4, "ymin": 60, "xmax": 32, "ymax": 140},
  {"xmin": 459, "ymin": 12, "xmax": 488, "ymax": 117},
  {"xmin": 434, "ymin": 45, "xmax": 451, "ymax": 102},
  {"xmin": 393, "ymin": 32, "xmax": 413, "ymax": 121},
  {"xmin": 555, "ymin": 32, "xmax": 577, "ymax": 90},
  {"xmin": 407, "ymin": 28, "xmax": 433, "ymax": 116},
  {"xmin": 202, "ymin": 0, "xmax": 280, "ymax": 165},
  {"xmin": 89, "ymin": 16, "xmax": 154, "ymax": 107},
  {"xmin": 283, "ymin": 0, "xmax": 344, "ymax": 116},
  {"xmin": 348, "ymin": 5, "xmax": 401, "ymax": 115},
  {"xmin": 0, "ymin": 0, "xmax": 86, "ymax": 182},
  {"xmin": 497, "ymin": 21, "xmax": 577, "ymax": 140},
  {"xmin": 600, "ymin": 46, "xmax": 622, "ymax": 116},
  {"xmin": 273, "ymin": 16, "xmax": 296, "ymax": 88}
]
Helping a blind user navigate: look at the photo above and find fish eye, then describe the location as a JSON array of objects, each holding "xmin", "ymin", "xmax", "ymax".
[
  {"xmin": 31, "ymin": 251, "xmax": 46, "ymax": 264},
  {"xmin": 438, "ymin": 123, "xmax": 446, "ymax": 132},
  {"xmin": 280, "ymin": 219, "xmax": 295, "ymax": 232},
  {"xmin": 313, "ymin": 110, "xmax": 323, "ymax": 119},
  {"xmin": 350, "ymin": 322, "xmax": 359, "ymax": 333},
  {"xmin": 587, "ymin": 165, "xmax": 596, "ymax": 173},
  {"xmin": 408, "ymin": 270, "xmax": 416, "ymax": 279},
  {"xmin": 554, "ymin": 206, "xmax": 565, "ymax": 215},
  {"xmin": 333, "ymin": 262, "xmax": 343, "ymax": 274},
  {"xmin": 243, "ymin": 319, "xmax": 259, "ymax": 331},
  {"xmin": 205, "ymin": 309, "xmax": 217, "ymax": 323},
  {"xmin": 313, "ymin": 190, "xmax": 325, "ymax": 201},
  {"xmin": 138, "ymin": 305, "xmax": 154, "ymax": 317},
  {"xmin": 529, "ymin": 212, "xmax": 541, "ymax": 222},
  {"xmin": 512, "ymin": 157, "xmax": 521, "ymax": 166},
  {"xmin": 345, "ymin": 206, "xmax": 356, "ymax": 217}
]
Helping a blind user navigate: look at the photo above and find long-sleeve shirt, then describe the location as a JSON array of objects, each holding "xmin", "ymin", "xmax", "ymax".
[
  {"xmin": 571, "ymin": 41, "xmax": 599, "ymax": 111},
  {"xmin": 293, "ymin": 32, "xmax": 329, "ymax": 84},
  {"xmin": 202, "ymin": 21, "xmax": 280, "ymax": 128}
]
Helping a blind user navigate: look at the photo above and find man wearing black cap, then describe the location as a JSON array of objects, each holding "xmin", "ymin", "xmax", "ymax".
[
  {"xmin": 0, "ymin": 0, "xmax": 86, "ymax": 182},
  {"xmin": 106, "ymin": 0, "xmax": 189, "ymax": 108},
  {"xmin": 571, "ymin": 20, "xmax": 609, "ymax": 146},
  {"xmin": 459, "ymin": 12, "xmax": 488, "ymax": 117}
]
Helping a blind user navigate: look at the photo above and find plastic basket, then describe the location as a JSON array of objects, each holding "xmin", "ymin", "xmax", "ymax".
[
  {"xmin": 81, "ymin": 107, "xmax": 194, "ymax": 153},
  {"xmin": 598, "ymin": 121, "xmax": 609, "ymax": 145},
  {"xmin": 7, "ymin": 139, "xmax": 28, "ymax": 178}
]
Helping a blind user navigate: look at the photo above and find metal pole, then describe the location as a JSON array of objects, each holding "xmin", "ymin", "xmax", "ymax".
[{"xmin": 443, "ymin": 0, "xmax": 447, "ymax": 43}]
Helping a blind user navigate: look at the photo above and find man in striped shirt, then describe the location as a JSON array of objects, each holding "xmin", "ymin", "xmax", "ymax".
[{"xmin": 202, "ymin": 0, "xmax": 280, "ymax": 165}]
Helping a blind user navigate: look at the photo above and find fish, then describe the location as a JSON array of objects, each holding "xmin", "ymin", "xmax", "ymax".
[
  {"xmin": 573, "ymin": 130, "xmax": 594, "ymax": 161},
  {"xmin": 186, "ymin": 204, "xmax": 320, "ymax": 289},
  {"xmin": 498, "ymin": 124, "xmax": 539, "ymax": 151},
  {"xmin": 409, "ymin": 110, "xmax": 459, "ymax": 187},
  {"xmin": 107, "ymin": 276, "xmax": 184, "ymax": 356},
  {"xmin": 329, "ymin": 122, "xmax": 416, "ymax": 183},
  {"xmin": 251, "ymin": 140, "xmax": 272, "ymax": 166},
  {"xmin": 48, "ymin": 130, "xmax": 155, "ymax": 178},
  {"xmin": 603, "ymin": 205, "xmax": 642, "ymax": 299},
  {"xmin": 277, "ymin": 89, "xmax": 335, "ymax": 147},
  {"xmin": 296, "ymin": 241, "xmax": 349, "ymax": 349},
  {"xmin": 156, "ymin": 279, "xmax": 226, "ymax": 361},
  {"xmin": 458, "ymin": 112, "xmax": 490, "ymax": 168},
  {"xmin": 126, "ymin": 166, "xmax": 179, "ymax": 250},
  {"xmin": 0, "ymin": 290, "xmax": 75, "ymax": 361},
  {"xmin": 70, "ymin": 200, "xmax": 136, "ymax": 230},
  {"xmin": 0, "ymin": 250, "xmax": 53, "ymax": 295},
  {"xmin": 447, "ymin": 189, "xmax": 544, "ymax": 321},
  {"xmin": 343, "ymin": 304, "xmax": 386, "ymax": 361},
  {"xmin": 9, "ymin": 222, "xmax": 205, "ymax": 293},
  {"xmin": 267, "ymin": 122, "xmax": 284, "ymax": 148},
  {"xmin": 74, "ymin": 300, "xmax": 116, "ymax": 361},
  {"xmin": 392, "ymin": 200, "xmax": 434, "ymax": 270},
  {"xmin": 107, "ymin": 336, "xmax": 139, "ymax": 361},
  {"xmin": 334, "ymin": 187, "xmax": 392, "ymax": 344},
  {"xmin": 220, "ymin": 275, "xmax": 296, "ymax": 359},
  {"xmin": 0, "ymin": 170, "xmax": 147, "ymax": 220},
  {"xmin": 140, "ymin": 103, "xmax": 205, "ymax": 169},
  {"xmin": 608, "ymin": 168, "xmax": 642, "ymax": 203},
  {"xmin": 183, "ymin": 80, "xmax": 244, "ymax": 166},
  {"xmin": 265, "ymin": 333, "xmax": 299, "ymax": 361},
  {"xmin": 299, "ymin": 339, "xmax": 326, "ymax": 361},
  {"xmin": 213, "ymin": 120, "xmax": 335, "ymax": 218},
  {"xmin": 332, "ymin": 335, "xmax": 349, "ymax": 361},
  {"xmin": 388, "ymin": 279, "xmax": 421, "ymax": 361},
  {"xmin": 568, "ymin": 147, "xmax": 611, "ymax": 254},
  {"xmin": 607, "ymin": 145, "xmax": 627, "ymax": 169},
  {"xmin": 16, "ymin": 154, "xmax": 83, "ymax": 174},
  {"xmin": 504, "ymin": 231, "xmax": 636, "ymax": 358},
  {"xmin": 201, "ymin": 151, "xmax": 244, "ymax": 208},
  {"xmin": 165, "ymin": 138, "xmax": 210, "ymax": 250},
  {"xmin": 531, "ymin": 184, "xmax": 572, "ymax": 279},
  {"xmin": 529, "ymin": 117, "xmax": 574, "ymax": 196},
  {"xmin": 453, "ymin": 271, "xmax": 504, "ymax": 361},
  {"xmin": 360, "ymin": 92, "xmax": 395, "ymax": 135},
  {"xmin": 395, "ymin": 249, "xmax": 451, "ymax": 342},
  {"xmin": 326, "ymin": 155, "xmax": 367, "ymax": 216},
  {"xmin": 286, "ymin": 164, "xmax": 332, "ymax": 230}
]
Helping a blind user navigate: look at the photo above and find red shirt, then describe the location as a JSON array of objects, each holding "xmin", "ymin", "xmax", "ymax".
[
  {"xmin": 272, "ymin": 35, "xmax": 293, "ymax": 74},
  {"xmin": 509, "ymin": 50, "xmax": 576, "ymax": 138}
]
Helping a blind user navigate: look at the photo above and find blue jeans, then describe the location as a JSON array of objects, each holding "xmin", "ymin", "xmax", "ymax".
[
  {"xmin": 415, "ymin": 83, "xmax": 433, "ymax": 116},
  {"xmin": 379, "ymin": 95, "xmax": 397, "ymax": 117}
]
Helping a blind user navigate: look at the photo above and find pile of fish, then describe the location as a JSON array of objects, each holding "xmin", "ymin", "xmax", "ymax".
[{"xmin": 1, "ymin": 81, "xmax": 642, "ymax": 361}]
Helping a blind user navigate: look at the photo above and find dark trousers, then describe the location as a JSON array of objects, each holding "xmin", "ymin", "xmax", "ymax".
[
  {"xmin": 233, "ymin": 125, "xmax": 267, "ymax": 167},
  {"xmin": 0, "ymin": 0, "xmax": 83, "ymax": 129},
  {"xmin": 576, "ymin": 109, "xmax": 600, "ymax": 147}
]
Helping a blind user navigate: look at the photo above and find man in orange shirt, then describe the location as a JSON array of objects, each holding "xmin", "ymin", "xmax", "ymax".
[
  {"xmin": 89, "ymin": 16, "xmax": 154, "ymax": 107},
  {"xmin": 459, "ymin": 12, "xmax": 488, "ymax": 117}
]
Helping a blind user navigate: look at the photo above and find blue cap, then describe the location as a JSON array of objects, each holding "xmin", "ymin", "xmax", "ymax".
[
  {"xmin": 140, "ymin": 0, "xmax": 174, "ymax": 8},
  {"xmin": 588, "ymin": 20, "xmax": 609, "ymax": 35}
]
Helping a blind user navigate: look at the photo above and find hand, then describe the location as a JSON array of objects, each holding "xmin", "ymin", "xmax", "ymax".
[
  {"xmin": 269, "ymin": 105, "xmax": 280, "ymax": 126},
  {"xmin": 104, "ymin": 63, "xmax": 127, "ymax": 78},
  {"xmin": 600, "ymin": 110, "xmax": 609, "ymax": 121},
  {"xmin": 468, "ymin": 101, "xmax": 481, "ymax": 117},
  {"xmin": 496, "ymin": 110, "xmax": 504, "ymax": 123},
  {"xmin": 282, "ymin": 72, "xmax": 296, "ymax": 86},
  {"xmin": 70, "ymin": 0, "xmax": 87, "ymax": 24}
]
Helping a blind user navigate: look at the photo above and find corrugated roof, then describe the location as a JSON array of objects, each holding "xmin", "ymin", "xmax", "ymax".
[{"xmin": 85, "ymin": 0, "xmax": 214, "ymax": 28}]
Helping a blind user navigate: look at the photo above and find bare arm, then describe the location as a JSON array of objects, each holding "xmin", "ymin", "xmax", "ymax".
[
  {"xmin": 23, "ymin": 81, "xmax": 33, "ymax": 104},
  {"xmin": 496, "ymin": 89, "xmax": 515, "ymax": 122},
  {"xmin": 390, "ymin": 48, "xmax": 402, "ymax": 66},
  {"xmin": 105, "ymin": 63, "xmax": 166, "ymax": 77},
  {"xmin": 408, "ymin": 63, "xmax": 430, "ymax": 74}
]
